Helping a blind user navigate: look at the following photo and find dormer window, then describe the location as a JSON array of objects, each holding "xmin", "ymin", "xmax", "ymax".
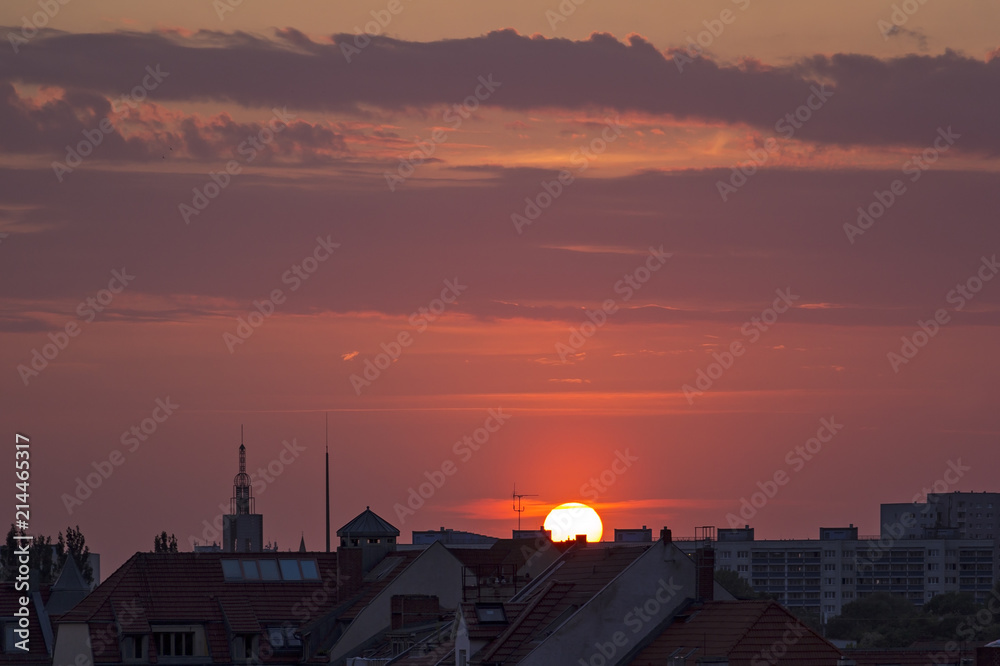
[
  {"xmin": 121, "ymin": 634, "xmax": 147, "ymax": 661},
  {"xmin": 232, "ymin": 634, "xmax": 259, "ymax": 661}
]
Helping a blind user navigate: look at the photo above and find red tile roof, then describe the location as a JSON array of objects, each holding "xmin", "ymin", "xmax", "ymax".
[
  {"xmin": 630, "ymin": 600, "xmax": 843, "ymax": 666},
  {"xmin": 58, "ymin": 552, "xmax": 341, "ymax": 664}
]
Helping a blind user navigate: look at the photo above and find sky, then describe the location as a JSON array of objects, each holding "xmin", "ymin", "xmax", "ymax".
[{"xmin": 1, "ymin": 0, "xmax": 999, "ymax": 578}]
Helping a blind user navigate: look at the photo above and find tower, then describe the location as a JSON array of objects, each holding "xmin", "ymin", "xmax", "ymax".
[{"xmin": 222, "ymin": 430, "xmax": 264, "ymax": 552}]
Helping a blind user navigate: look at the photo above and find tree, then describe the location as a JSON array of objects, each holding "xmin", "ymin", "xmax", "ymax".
[
  {"xmin": 714, "ymin": 569, "xmax": 774, "ymax": 600},
  {"xmin": 56, "ymin": 525, "xmax": 94, "ymax": 586},
  {"xmin": 153, "ymin": 532, "xmax": 179, "ymax": 553},
  {"xmin": 3, "ymin": 524, "xmax": 56, "ymax": 584}
]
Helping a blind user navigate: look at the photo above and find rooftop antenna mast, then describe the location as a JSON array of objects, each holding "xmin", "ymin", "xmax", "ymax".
[
  {"xmin": 512, "ymin": 483, "xmax": 538, "ymax": 532},
  {"xmin": 325, "ymin": 412, "xmax": 330, "ymax": 553}
]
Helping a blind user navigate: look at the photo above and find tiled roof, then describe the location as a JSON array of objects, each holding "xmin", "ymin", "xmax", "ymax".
[
  {"xmin": 337, "ymin": 507, "xmax": 400, "ymax": 537},
  {"xmin": 58, "ymin": 552, "xmax": 341, "ymax": 664},
  {"xmin": 219, "ymin": 596, "xmax": 261, "ymax": 633},
  {"xmin": 629, "ymin": 600, "xmax": 843, "ymax": 666},
  {"xmin": 476, "ymin": 543, "xmax": 651, "ymax": 664}
]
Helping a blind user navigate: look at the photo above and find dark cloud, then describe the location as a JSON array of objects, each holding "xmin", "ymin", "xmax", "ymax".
[
  {"xmin": 1, "ymin": 29, "xmax": 998, "ymax": 151},
  {"xmin": 0, "ymin": 83, "xmax": 348, "ymax": 162}
]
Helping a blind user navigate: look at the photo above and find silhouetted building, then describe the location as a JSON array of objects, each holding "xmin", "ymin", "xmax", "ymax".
[{"xmin": 222, "ymin": 440, "xmax": 263, "ymax": 553}]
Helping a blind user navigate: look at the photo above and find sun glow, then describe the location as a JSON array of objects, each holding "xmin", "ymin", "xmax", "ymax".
[{"xmin": 543, "ymin": 502, "xmax": 604, "ymax": 542}]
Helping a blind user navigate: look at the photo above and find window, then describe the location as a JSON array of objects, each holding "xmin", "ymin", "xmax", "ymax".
[
  {"xmin": 928, "ymin": 563, "xmax": 940, "ymax": 570},
  {"xmin": 221, "ymin": 559, "xmax": 242, "ymax": 580},
  {"xmin": 267, "ymin": 626, "xmax": 301, "ymax": 651},
  {"xmin": 232, "ymin": 635, "xmax": 257, "ymax": 660},
  {"xmin": 824, "ymin": 564, "xmax": 836, "ymax": 571},
  {"xmin": 155, "ymin": 632, "xmax": 194, "ymax": 656},
  {"xmin": 122, "ymin": 635, "xmax": 146, "ymax": 661},
  {"xmin": 279, "ymin": 559, "xmax": 302, "ymax": 580},
  {"xmin": 458, "ymin": 649, "xmax": 468, "ymax": 666},
  {"xmin": 737, "ymin": 551, "xmax": 749, "ymax": 558},
  {"xmin": 824, "ymin": 591, "xmax": 836, "ymax": 598},
  {"xmin": 475, "ymin": 604, "xmax": 508, "ymax": 624},
  {"xmin": 928, "ymin": 549, "xmax": 940, "ymax": 556},
  {"xmin": 259, "ymin": 559, "xmax": 280, "ymax": 580},
  {"xmin": 824, "ymin": 550, "xmax": 835, "ymax": 557},
  {"xmin": 2, "ymin": 623, "xmax": 20, "ymax": 654},
  {"xmin": 719, "ymin": 551, "xmax": 732, "ymax": 559},
  {"xmin": 300, "ymin": 560, "xmax": 320, "ymax": 580},
  {"xmin": 242, "ymin": 560, "xmax": 260, "ymax": 580},
  {"xmin": 737, "ymin": 565, "xmax": 748, "ymax": 572},
  {"xmin": 928, "ymin": 577, "xmax": 940, "ymax": 584}
]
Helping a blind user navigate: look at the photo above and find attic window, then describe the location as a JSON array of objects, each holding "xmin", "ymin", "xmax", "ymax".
[
  {"xmin": 474, "ymin": 603, "xmax": 507, "ymax": 624},
  {"xmin": 221, "ymin": 559, "xmax": 242, "ymax": 580},
  {"xmin": 259, "ymin": 559, "xmax": 280, "ymax": 580},
  {"xmin": 242, "ymin": 560, "xmax": 260, "ymax": 579},
  {"xmin": 300, "ymin": 560, "xmax": 320, "ymax": 580},
  {"xmin": 279, "ymin": 559, "xmax": 302, "ymax": 580},
  {"xmin": 221, "ymin": 559, "xmax": 319, "ymax": 581}
]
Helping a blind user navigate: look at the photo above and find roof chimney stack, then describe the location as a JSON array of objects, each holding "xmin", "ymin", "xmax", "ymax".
[{"xmin": 660, "ymin": 527, "xmax": 672, "ymax": 544}]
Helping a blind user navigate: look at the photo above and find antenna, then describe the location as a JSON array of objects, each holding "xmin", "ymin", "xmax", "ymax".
[
  {"xmin": 325, "ymin": 412, "xmax": 330, "ymax": 553},
  {"xmin": 512, "ymin": 483, "xmax": 538, "ymax": 532}
]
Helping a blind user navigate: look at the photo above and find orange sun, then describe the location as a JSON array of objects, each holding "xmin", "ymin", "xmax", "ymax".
[{"xmin": 543, "ymin": 502, "xmax": 604, "ymax": 542}]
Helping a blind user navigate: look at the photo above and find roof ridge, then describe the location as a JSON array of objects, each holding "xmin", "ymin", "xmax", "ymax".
[
  {"xmin": 72, "ymin": 552, "xmax": 140, "ymax": 623},
  {"xmin": 478, "ymin": 579, "xmax": 557, "ymax": 663}
]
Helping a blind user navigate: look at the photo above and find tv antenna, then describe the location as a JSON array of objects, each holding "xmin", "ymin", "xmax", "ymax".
[{"xmin": 512, "ymin": 483, "xmax": 538, "ymax": 532}]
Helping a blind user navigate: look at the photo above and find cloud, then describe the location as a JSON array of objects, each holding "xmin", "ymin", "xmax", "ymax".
[
  {"xmin": 1, "ymin": 30, "xmax": 998, "ymax": 151},
  {"xmin": 0, "ymin": 83, "xmax": 349, "ymax": 163}
]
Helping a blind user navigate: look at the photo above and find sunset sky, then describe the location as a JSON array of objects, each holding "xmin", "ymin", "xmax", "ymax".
[{"xmin": 2, "ymin": 0, "xmax": 999, "ymax": 577}]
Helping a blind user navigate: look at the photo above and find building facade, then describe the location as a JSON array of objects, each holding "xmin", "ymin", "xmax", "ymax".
[{"xmin": 676, "ymin": 524, "xmax": 996, "ymax": 622}]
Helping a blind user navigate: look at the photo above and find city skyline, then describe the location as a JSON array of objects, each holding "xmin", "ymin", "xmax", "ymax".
[{"xmin": 2, "ymin": 0, "xmax": 999, "ymax": 580}]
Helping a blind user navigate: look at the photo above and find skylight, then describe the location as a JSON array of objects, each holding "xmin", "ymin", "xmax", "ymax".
[{"xmin": 221, "ymin": 559, "xmax": 319, "ymax": 582}]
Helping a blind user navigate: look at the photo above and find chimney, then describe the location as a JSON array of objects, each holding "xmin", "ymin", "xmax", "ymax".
[
  {"xmin": 575, "ymin": 534, "xmax": 587, "ymax": 546},
  {"xmin": 660, "ymin": 527, "xmax": 672, "ymax": 544},
  {"xmin": 695, "ymin": 547, "xmax": 715, "ymax": 602}
]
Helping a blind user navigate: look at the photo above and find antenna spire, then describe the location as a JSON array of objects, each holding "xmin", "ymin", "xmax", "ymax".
[
  {"xmin": 325, "ymin": 412, "xmax": 331, "ymax": 553},
  {"xmin": 512, "ymin": 484, "xmax": 538, "ymax": 532}
]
